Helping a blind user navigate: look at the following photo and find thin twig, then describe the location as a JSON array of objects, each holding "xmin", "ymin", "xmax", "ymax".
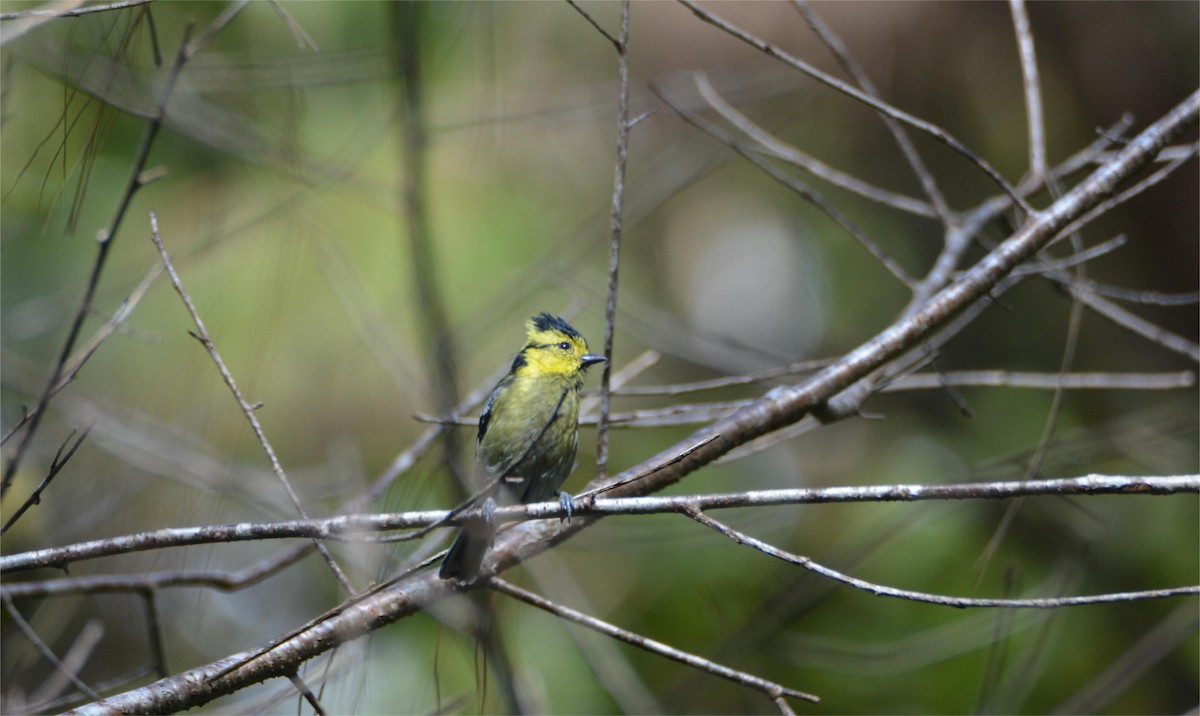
[
  {"xmin": 565, "ymin": 0, "xmax": 618, "ymax": 48},
  {"xmin": 885, "ymin": 370, "xmax": 1195, "ymax": 392},
  {"xmin": 148, "ymin": 211, "xmax": 355, "ymax": 596},
  {"xmin": 25, "ymin": 619, "xmax": 104, "ymax": 708},
  {"xmin": 1009, "ymin": 234, "xmax": 1127, "ymax": 277},
  {"xmin": 139, "ymin": 591, "xmax": 170, "ymax": 677},
  {"xmin": 268, "ymin": 0, "xmax": 319, "ymax": 51},
  {"xmin": 612, "ymin": 356, "xmax": 831, "ymax": 396},
  {"xmin": 1077, "ymin": 281, "xmax": 1198, "ymax": 307},
  {"xmin": 595, "ymin": 0, "xmax": 632, "ymax": 479},
  {"xmin": 490, "ymin": 577, "xmax": 820, "ymax": 707},
  {"xmin": 2, "ymin": 428, "xmax": 89, "ymax": 535},
  {"xmin": 687, "ymin": 509, "xmax": 1200, "ymax": 609},
  {"xmin": 979, "ymin": 217, "xmax": 1091, "ymax": 578},
  {"xmin": 1, "ymin": 262, "xmax": 164, "ymax": 447},
  {"xmin": 1009, "ymin": 0, "xmax": 1047, "ymax": 179},
  {"xmin": 1068, "ymin": 283, "xmax": 1200, "ymax": 363}
]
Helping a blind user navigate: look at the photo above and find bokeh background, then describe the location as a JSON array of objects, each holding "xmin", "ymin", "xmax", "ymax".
[{"xmin": 2, "ymin": 2, "xmax": 1197, "ymax": 713}]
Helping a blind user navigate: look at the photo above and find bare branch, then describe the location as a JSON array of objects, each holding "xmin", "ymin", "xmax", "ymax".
[
  {"xmin": 1078, "ymin": 281, "xmax": 1198, "ymax": 307},
  {"xmin": 686, "ymin": 509, "xmax": 1200, "ymax": 609},
  {"xmin": 268, "ymin": 0, "xmax": 319, "ymax": 51},
  {"xmin": 1068, "ymin": 284, "xmax": 1200, "ymax": 363},
  {"xmin": 886, "ymin": 370, "xmax": 1195, "ymax": 392},
  {"xmin": 6, "ymin": 475, "xmax": 1194, "ymax": 575},
  {"xmin": 596, "ymin": 0, "xmax": 632, "ymax": 479},
  {"xmin": 1009, "ymin": 0, "xmax": 1047, "ymax": 178}
]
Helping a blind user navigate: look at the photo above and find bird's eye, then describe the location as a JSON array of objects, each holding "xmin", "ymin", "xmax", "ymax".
[{"xmin": 558, "ymin": 341, "xmax": 571, "ymax": 350}]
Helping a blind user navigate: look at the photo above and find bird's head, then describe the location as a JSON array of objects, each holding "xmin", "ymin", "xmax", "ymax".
[{"xmin": 515, "ymin": 312, "xmax": 606, "ymax": 377}]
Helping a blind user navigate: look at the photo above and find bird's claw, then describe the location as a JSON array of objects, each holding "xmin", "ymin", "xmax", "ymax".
[
  {"xmin": 481, "ymin": 496, "xmax": 498, "ymax": 528},
  {"xmin": 557, "ymin": 491, "xmax": 575, "ymax": 523}
]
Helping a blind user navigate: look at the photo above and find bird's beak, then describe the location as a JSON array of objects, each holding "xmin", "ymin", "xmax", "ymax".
[{"xmin": 581, "ymin": 353, "xmax": 606, "ymax": 368}]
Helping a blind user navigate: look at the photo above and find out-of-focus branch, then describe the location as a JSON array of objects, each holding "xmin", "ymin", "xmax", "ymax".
[{"xmin": 393, "ymin": 3, "xmax": 465, "ymax": 494}]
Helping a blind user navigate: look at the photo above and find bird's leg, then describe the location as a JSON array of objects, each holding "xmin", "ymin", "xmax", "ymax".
[
  {"xmin": 481, "ymin": 495, "xmax": 498, "ymax": 530},
  {"xmin": 557, "ymin": 491, "xmax": 575, "ymax": 523}
]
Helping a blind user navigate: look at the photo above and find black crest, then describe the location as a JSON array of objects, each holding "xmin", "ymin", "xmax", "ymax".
[{"xmin": 529, "ymin": 312, "xmax": 581, "ymax": 339}]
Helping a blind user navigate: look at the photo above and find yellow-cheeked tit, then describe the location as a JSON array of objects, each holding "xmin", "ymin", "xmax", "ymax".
[{"xmin": 439, "ymin": 312, "xmax": 605, "ymax": 583}]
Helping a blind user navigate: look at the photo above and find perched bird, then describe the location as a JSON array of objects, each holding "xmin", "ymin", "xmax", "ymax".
[{"xmin": 439, "ymin": 312, "xmax": 605, "ymax": 583}]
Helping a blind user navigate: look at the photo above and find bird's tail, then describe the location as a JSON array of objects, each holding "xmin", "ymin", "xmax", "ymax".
[{"xmin": 439, "ymin": 521, "xmax": 493, "ymax": 583}]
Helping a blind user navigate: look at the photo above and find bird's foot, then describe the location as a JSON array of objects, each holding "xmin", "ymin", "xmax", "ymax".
[{"xmin": 557, "ymin": 491, "xmax": 575, "ymax": 523}]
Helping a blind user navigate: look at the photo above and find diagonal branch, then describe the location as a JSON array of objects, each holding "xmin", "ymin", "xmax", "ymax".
[
  {"xmin": 1, "ymin": 23, "xmax": 195, "ymax": 496},
  {"xmin": 488, "ymin": 577, "xmax": 820, "ymax": 710},
  {"xmin": 148, "ymin": 211, "xmax": 355, "ymax": 596}
]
